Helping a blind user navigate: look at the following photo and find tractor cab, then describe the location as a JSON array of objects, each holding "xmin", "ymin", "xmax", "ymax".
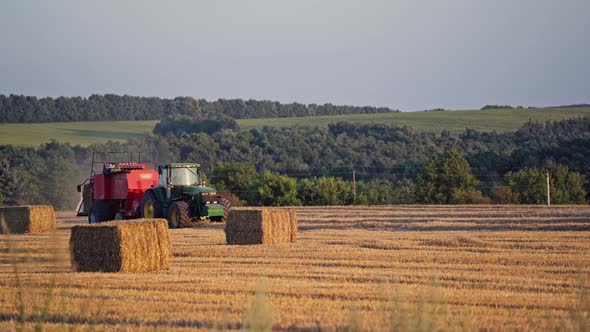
[{"xmin": 159, "ymin": 163, "xmax": 201, "ymax": 187}]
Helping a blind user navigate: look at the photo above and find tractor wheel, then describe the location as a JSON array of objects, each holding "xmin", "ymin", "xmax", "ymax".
[
  {"xmin": 141, "ymin": 191, "xmax": 163, "ymax": 219},
  {"xmin": 88, "ymin": 200, "xmax": 115, "ymax": 224},
  {"xmin": 168, "ymin": 201, "xmax": 190, "ymax": 229},
  {"xmin": 219, "ymin": 197, "xmax": 231, "ymax": 223}
]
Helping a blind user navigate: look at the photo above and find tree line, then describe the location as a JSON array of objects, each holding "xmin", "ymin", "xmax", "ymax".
[
  {"xmin": 209, "ymin": 149, "xmax": 585, "ymax": 206},
  {"xmin": 0, "ymin": 94, "xmax": 397, "ymax": 123},
  {"xmin": 1, "ymin": 116, "xmax": 588, "ymax": 209}
]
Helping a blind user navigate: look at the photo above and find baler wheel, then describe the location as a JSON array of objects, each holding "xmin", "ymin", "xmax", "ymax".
[
  {"xmin": 88, "ymin": 200, "xmax": 115, "ymax": 224},
  {"xmin": 141, "ymin": 191, "xmax": 163, "ymax": 218},
  {"xmin": 168, "ymin": 201, "xmax": 190, "ymax": 229},
  {"xmin": 88, "ymin": 207, "xmax": 99, "ymax": 224}
]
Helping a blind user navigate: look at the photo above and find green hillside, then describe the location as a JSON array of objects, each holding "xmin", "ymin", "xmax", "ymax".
[
  {"xmin": 0, "ymin": 107, "xmax": 588, "ymax": 147},
  {"xmin": 238, "ymin": 107, "xmax": 590, "ymax": 132},
  {"xmin": 0, "ymin": 120, "xmax": 158, "ymax": 147}
]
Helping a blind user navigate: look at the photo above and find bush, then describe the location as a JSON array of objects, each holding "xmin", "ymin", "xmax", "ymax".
[
  {"xmin": 298, "ymin": 177, "xmax": 354, "ymax": 206},
  {"xmin": 258, "ymin": 170, "xmax": 301, "ymax": 206},
  {"xmin": 450, "ymin": 189, "xmax": 491, "ymax": 204},
  {"xmin": 491, "ymin": 185, "xmax": 519, "ymax": 204},
  {"xmin": 391, "ymin": 179, "xmax": 417, "ymax": 204}
]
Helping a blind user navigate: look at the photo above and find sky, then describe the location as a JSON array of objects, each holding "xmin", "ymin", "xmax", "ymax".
[{"xmin": 0, "ymin": 0, "xmax": 589, "ymax": 111}]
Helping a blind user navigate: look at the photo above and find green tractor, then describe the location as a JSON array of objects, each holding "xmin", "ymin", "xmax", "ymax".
[{"xmin": 140, "ymin": 163, "xmax": 231, "ymax": 228}]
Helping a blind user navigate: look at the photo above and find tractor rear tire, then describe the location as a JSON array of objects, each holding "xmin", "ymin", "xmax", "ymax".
[
  {"xmin": 219, "ymin": 197, "xmax": 231, "ymax": 223},
  {"xmin": 88, "ymin": 200, "xmax": 115, "ymax": 224},
  {"xmin": 168, "ymin": 201, "xmax": 190, "ymax": 229},
  {"xmin": 141, "ymin": 191, "xmax": 163, "ymax": 219}
]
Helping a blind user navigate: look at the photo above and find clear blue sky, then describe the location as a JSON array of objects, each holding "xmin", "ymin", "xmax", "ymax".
[{"xmin": 1, "ymin": 0, "xmax": 588, "ymax": 111}]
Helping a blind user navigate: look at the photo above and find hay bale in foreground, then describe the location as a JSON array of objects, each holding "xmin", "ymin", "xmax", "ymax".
[
  {"xmin": 70, "ymin": 218, "xmax": 171, "ymax": 272},
  {"xmin": 225, "ymin": 208, "xmax": 297, "ymax": 245},
  {"xmin": 0, "ymin": 205, "xmax": 56, "ymax": 234}
]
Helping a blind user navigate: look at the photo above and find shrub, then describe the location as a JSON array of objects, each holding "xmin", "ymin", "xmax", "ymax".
[
  {"xmin": 491, "ymin": 185, "xmax": 519, "ymax": 204},
  {"xmin": 450, "ymin": 189, "xmax": 491, "ymax": 204}
]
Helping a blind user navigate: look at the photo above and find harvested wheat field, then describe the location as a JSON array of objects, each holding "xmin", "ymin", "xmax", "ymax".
[{"xmin": 0, "ymin": 205, "xmax": 589, "ymax": 331}]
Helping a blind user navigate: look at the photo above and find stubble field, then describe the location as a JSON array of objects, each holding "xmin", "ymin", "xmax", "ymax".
[{"xmin": 0, "ymin": 205, "xmax": 589, "ymax": 331}]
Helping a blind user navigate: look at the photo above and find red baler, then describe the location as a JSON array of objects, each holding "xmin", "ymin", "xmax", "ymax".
[{"xmin": 77, "ymin": 162, "xmax": 158, "ymax": 223}]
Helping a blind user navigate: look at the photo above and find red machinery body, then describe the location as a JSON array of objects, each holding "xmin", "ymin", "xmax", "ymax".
[{"xmin": 91, "ymin": 163, "xmax": 158, "ymax": 218}]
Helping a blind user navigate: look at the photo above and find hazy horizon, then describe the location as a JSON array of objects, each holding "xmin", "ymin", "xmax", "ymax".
[{"xmin": 1, "ymin": 0, "xmax": 589, "ymax": 111}]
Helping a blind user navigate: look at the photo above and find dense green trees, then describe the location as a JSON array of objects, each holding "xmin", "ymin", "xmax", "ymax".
[
  {"xmin": 298, "ymin": 177, "xmax": 354, "ymax": 206},
  {"xmin": 0, "ymin": 141, "xmax": 82, "ymax": 209},
  {"xmin": 357, "ymin": 178, "xmax": 417, "ymax": 205},
  {"xmin": 0, "ymin": 159, "xmax": 24, "ymax": 206},
  {"xmin": 0, "ymin": 94, "xmax": 398, "ymax": 123},
  {"xmin": 503, "ymin": 162, "xmax": 586, "ymax": 204},
  {"xmin": 258, "ymin": 171, "xmax": 301, "ymax": 206},
  {"xmin": 415, "ymin": 148, "xmax": 485, "ymax": 204},
  {"xmin": 0, "ymin": 116, "xmax": 588, "ymax": 208}
]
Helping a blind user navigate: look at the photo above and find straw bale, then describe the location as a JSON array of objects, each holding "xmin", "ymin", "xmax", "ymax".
[
  {"xmin": 70, "ymin": 218, "xmax": 171, "ymax": 272},
  {"xmin": 225, "ymin": 208, "xmax": 297, "ymax": 245},
  {"xmin": 0, "ymin": 205, "xmax": 56, "ymax": 234}
]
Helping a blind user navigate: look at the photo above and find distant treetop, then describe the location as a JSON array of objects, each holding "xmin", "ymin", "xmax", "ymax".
[
  {"xmin": 480, "ymin": 105, "xmax": 515, "ymax": 110},
  {"xmin": 0, "ymin": 94, "xmax": 399, "ymax": 123}
]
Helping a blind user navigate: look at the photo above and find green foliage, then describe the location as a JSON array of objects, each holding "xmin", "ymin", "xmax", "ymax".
[
  {"xmin": 481, "ymin": 104, "xmax": 514, "ymax": 110},
  {"xmin": 37, "ymin": 141, "xmax": 83, "ymax": 210},
  {"xmin": 2, "ymin": 108, "xmax": 590, "ymax": 147},
  {"xmin": 258, "ymin": 171, "xmax": 301, "ymax": 206},
  {"xmin": 358, "ymin": 178, "xmax": 417, "ymax": 205},
  {"xmin": 0, "ymin": 94, "xmax": 396, "ymax": 123},
  {"xmin": 416, "ymin": 148, "xmax": 481, "ymax": 204},
  {"xmin": 0, "ymin": 116, "xmax": 589, "ymax": 209},
  {"xmin": 391, "ymin": 179, "xmax": 417, "ymax": 204},
  {"xmin": 0, "ymin": 159, "xmax": 22, "ymax": 206},
  {"xmin": 238, "ymin": 107, "xmax": 590, "ymax": 134},
  {"xmin": 545, "ymin": 161, "xmax": 587, "ymax": 204},
  {"xmin": 298, "ymin": 177, "xmax": 354, "ymax": 205},
  {"xmin": 358, "ymin": 179, "xmax": 394, "ymax": 205},
  {"xmin": 504, "ymin": 162, "xmax": 586, "ymax": 204},
  {"xmin": 0, "ymin": 159, "xmax": 38, "ymax": 206},
  {"xmin": 504, "ymin": 169, "xmax": 549, "ymax": 204},
  {"xmin": 212, "ymin": 162, "xmax": 260, "ymax": 205}
]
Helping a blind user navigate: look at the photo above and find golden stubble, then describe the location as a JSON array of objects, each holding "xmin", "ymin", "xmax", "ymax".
[{"xmin": 0, "ymin": 205, "xmax": 588, "ymax": 331}]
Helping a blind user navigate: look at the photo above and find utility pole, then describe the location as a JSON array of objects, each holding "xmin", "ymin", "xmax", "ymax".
[
  {"xmin": 546, "ymin": 170, "xmax": 551, "ymax": 206},
  {"xmin": 352, "ymin": 169, "xmax": 357, "ymax": 200}
]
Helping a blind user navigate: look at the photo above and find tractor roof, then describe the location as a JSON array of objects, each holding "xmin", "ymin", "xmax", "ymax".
[{"xmin": 163, "ymin": 163, "xmax": 201, "ymax": 168}]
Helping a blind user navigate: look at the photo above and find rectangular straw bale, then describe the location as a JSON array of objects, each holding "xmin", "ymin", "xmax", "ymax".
[
  {"xmin": 0, "ymin": 205, "xmax": 56, "ymax": 234},
  {"xmin": 70, "ymin": 218, "xmax": 171, "ymax": 272},
  {"xmin": 225, "ymin": 208, "xmax": 297, "ymax": 245}
]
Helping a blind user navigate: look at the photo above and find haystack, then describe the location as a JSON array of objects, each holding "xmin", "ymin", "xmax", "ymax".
[
  {"xmin": 70, "ymin": 218, "xmax": 171, "ymax": 272},
  {"xmin": 225, "ymin": 208, "xmax": 297, "ymax": 245},
  {"xmin": 0, "ymin": 205, "xmax": 56, "ymax": 234}
]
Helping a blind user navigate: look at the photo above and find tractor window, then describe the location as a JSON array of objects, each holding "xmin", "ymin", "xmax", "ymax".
[
  {"xmin": 170, "ymin": 167, "xmax": 200, "ymax": 186},
  {"xmin": 159, "ymin": 172, "xmax": 167, "ymax": 187}
]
